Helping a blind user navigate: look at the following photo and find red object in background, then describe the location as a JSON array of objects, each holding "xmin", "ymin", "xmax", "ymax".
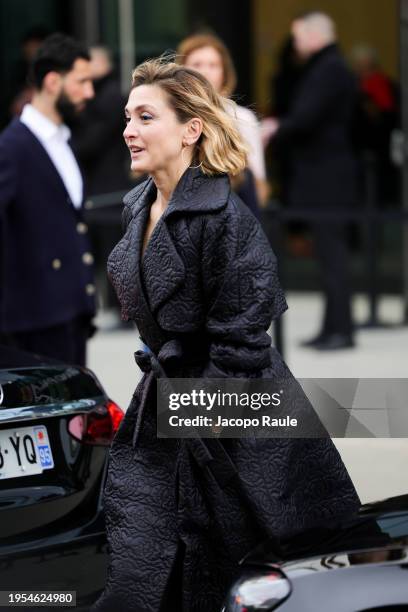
[
  {"xmin": 68, "ymin": 400, "xmax": 124, "ymax": 446},
  {"xmin": 361, "ymin": 71, "xmax": 396, "ymax": 112}
]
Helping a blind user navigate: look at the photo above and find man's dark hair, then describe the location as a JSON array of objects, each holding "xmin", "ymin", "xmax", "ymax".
[{"xmin": 29, "ymin": 32, "xmax": 90, "ymax": 89}]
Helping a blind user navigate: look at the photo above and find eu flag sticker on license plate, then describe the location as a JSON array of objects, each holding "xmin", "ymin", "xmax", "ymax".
[{"xmin": 33, "ymin": 425, "xmax": 54, "ymax": 469}]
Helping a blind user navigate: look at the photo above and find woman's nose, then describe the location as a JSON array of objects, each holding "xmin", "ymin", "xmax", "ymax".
[{"xmin": 123, "ymin": 119, "xmax": 138, "ymax": 139}]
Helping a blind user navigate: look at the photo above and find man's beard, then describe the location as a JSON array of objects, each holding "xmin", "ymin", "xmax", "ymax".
[{"xmin": 56, "ymin": 90, "xmax": 84, "ymax": 125}]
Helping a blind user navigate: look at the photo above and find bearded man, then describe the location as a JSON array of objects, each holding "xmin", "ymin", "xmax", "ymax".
[{"xmin": 0, "ymin": 33, "xmax": 96, "ymax": 364}]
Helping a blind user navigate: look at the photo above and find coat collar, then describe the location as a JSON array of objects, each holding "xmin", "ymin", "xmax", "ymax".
[{"xmin": 123, "ymin": 166, "xmax": 231, "ymax": 219}]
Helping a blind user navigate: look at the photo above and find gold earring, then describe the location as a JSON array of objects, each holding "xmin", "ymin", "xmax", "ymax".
[
  {"xmin": 189, "ymin": 158, "xmax": 203, "ymax": 170},
  {"xmin": 189, "ymin": 143, "xmax": 203, "ymax": 170},
  {"xmin": 181, "ymin": 145, "xmax": 188, "ymax": 166},
  {"xmin": 181, "ymin": 143, "xmax": 203, "ymax": 170}
]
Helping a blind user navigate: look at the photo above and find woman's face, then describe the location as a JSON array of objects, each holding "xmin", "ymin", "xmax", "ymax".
[
  {"xmin": 184, "ymin": 45, "xmax": 224, "ymax": 93},
  {"xmin": 123, "ymin": 84, "xmax": 188, "ymax": 174}
]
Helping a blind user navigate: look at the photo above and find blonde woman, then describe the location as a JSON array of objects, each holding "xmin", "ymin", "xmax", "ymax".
[
  {"xmin": 177, "ymin": 32, "xmax": 269, "ymax": 207},
  {"xmin": 92, "ymin": 58, "xmax": 359, "ymax": 612}
]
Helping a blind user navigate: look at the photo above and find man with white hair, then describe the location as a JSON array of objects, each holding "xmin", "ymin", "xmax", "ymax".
[
  {"xmin": 267, "ymin": 11, "xmax": 357, "ymax": 350},
  {"xmin": 292, "ymin": 11, "xmax": 337, "ymax": 57}
]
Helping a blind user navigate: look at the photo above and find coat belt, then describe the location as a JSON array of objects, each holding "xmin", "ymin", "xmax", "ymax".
[
  {"xmin": 132, "ymin": 339, "xmax": 239, "ymax": 490},
  {"xmin": 134, "ymin": 338, "xmax": 183, "ymax": 377}
]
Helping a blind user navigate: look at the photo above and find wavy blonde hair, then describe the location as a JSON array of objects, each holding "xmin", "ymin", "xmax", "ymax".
[{"xmin": 131, "ymin": 57, "xmax": 247, "ymax": 176}]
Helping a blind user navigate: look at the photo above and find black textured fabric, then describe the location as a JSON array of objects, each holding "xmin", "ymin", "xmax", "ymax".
[{"xmin": 92, "ymin": 167, "xmax": 360, "ymax": 612}]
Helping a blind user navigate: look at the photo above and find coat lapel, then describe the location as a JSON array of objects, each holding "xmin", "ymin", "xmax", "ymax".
[
  {"xmin": 110, "ymin": 204, "xmax": 166, "ymax": 352},
  {"xmin": 141, "ymin": 219, "xmax": 185, "ymax": 313},
  {"xmin": 114, "ymin": 168, "xmax": 230, "ymax": 345}
]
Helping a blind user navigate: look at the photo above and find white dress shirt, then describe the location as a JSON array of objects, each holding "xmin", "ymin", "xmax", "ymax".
[{"xmin": 20, "ymin": 104, "xmax": 83, "ymax": 208}]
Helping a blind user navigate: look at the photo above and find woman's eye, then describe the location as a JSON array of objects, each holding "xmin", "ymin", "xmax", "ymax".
[
  {"xmin": 124, "ymin": 116, "xmax": 130, "ymax": 124},
  {"xmin": 141, "ymin": 113, "xmax": 153, "ymax": 121}
]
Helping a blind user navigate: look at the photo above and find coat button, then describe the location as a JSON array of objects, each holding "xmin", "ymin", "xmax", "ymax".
[
  {"xmin": 85, "ymin": 283, "xmax": 95, "ymax": 296},
  {"xmin": 84, "ymin": 199, "xmax": 94, "ymax": 210},
  {"xmin": 82, "ymin": 252, "xmax": 94, "ymax": 265},
  {"xmin": 76, "ymin": 222, "xmax": 88, "ymax": 234},
  {"xmin": 52, "ymin": 258, "xmax": 62, "ymax": 270}
]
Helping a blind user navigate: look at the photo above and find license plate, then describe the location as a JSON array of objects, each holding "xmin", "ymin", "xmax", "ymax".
[{"xmin": 0, "ymin": 425, "xmax": 54, "ymax": 480}]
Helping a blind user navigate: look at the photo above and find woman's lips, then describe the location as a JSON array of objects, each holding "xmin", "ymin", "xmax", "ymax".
[{"xmin": 129, "ymin": 146, "xmax": 145, "ymax": 159}]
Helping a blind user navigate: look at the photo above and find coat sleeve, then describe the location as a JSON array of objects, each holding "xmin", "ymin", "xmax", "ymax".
[
  {"xmin": 200, "ymin": 198, "xmax": 287, "ymax": 378},
  {"xmin": 0, "ymin": 143, "xmax": 17, "ymax": 216}
]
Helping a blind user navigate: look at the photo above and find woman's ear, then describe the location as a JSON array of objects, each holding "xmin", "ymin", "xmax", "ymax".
[{"xmin": 184, "ymin": 117, "xmax": 203, "ymax": 146}]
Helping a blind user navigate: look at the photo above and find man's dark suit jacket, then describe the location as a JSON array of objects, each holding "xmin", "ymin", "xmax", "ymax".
[
  {"xmin": 276, "ymin": 43, "xmax": 358, "ymax": 209},
  {"xmin": 0, "ymin": 119, "xmax": 95, "ymax": 334}
]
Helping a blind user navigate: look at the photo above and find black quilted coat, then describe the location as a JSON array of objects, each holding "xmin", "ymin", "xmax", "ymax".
[{"xmin": 93, "ymin": 167, "xmax": 360, "ymax": 612}]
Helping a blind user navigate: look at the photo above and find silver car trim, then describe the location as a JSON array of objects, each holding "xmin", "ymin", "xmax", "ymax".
[{"xmin": 0, "ymin": 398, "xmax": 105, "ymax": 424}]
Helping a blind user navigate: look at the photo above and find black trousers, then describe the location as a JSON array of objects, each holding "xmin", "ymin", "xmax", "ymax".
[
  {"xmin": 0, "ymin": 316, "xmax": 90, "ymax": 366},
  {"xmin": 311, "ymin": 220, "xmax": 353, "ymax": 336}
]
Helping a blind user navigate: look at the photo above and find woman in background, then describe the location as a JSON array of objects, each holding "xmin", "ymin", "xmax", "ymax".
[{"xmin": 177, "ymin": 32, "xmax": 268, "ymax": 211}]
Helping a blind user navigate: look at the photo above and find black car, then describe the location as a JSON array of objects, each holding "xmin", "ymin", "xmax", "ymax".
[
  {"xmin": 224, "ymin": 494, "xmax": 408, "ymax": 611},
  {"xmin": 0, "ymin": 345, "xmax": 123, "ymax": 610}
]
